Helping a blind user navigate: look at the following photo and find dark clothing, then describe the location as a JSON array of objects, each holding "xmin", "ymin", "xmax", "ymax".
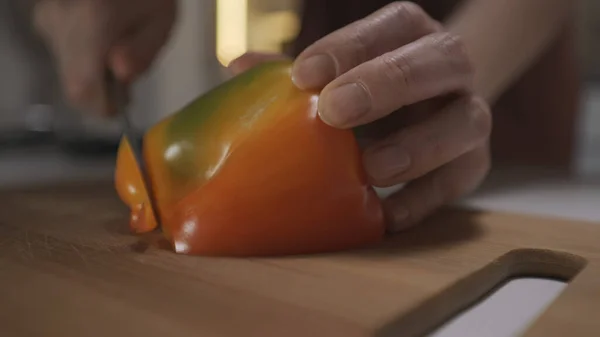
[{"xmin": 290, "ymin": 0, "xmax": 460, "ymax": 56}]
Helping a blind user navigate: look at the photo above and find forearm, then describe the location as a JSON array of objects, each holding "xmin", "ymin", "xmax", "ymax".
[{"xmin": 446, "ymin": 0, "xmax": 576, "ymax": 103}]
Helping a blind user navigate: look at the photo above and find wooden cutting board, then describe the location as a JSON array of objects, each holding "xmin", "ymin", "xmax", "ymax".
[{"xmin": 0, "ymin": 180, "xmax": 598, "ymax": 337}]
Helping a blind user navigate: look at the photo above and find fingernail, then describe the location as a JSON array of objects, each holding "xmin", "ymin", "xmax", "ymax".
[
  {"xmin": 364, "ymin": 144, "xmax": 411, "ymax": 181},
  {"xmin": 319, "ymin": 83, "xmax": 371, "ymax": 127},
  {"xmin": 292, "ymin": 54, "xmax": 336, "ymax": 89}
]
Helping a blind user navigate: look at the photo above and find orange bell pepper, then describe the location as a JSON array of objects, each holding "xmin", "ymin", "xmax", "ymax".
[{"xmin": 114, "ymin": 60, "xmax": 385, "ymax": 256}]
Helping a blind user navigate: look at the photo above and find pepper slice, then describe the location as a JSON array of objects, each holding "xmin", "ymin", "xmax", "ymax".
[
  {"xmin": 114, "ymin": 137, "xmax": 158, "ymax": 233},
  {"xmin": 114, "ymin": 60, "xmax": 385, "ymax": 256}
]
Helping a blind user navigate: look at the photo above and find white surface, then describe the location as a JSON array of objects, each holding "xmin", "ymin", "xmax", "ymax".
[
  {"xmin": 429, "ymin": 278, "xmax": 567, "ymax": 337},
  {"xmin": 463, "ymin": 175, "xmax": 600, "ymax": 222}
]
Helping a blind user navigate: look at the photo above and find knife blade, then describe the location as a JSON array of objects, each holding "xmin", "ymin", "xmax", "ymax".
[{"xmin": 105, "ymin": 70, "xmax": 161, "ymax": 226}]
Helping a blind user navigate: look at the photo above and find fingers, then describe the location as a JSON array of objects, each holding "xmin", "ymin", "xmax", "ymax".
[
  {"xmin": 34, "ymin": 0, "xmax": 111, "ymax": 115},
  {"xmin": 318, "ymin": 32, "xmax": 473, "ymax": 128},
  {"xmin": 284, "ymin": 1, "xmax": 488, "ymax": 234},
  {"xmin": 109, "ymin": 2, "xmax": 177, "ymax": 81},
  {"xmin": 384, "ymin": 144, "xmax": 491, "ymax": 232},
  {"xmin": 228, "ymin": 52, "xmax": 290, "ymax": 75},
  {"xmin": 363, "ymin": 95, "xmax": 491, "ymax": 187},
  {"xmin": 33, "ymin": 0, "xmax": 177, "ymax": 116},
  {"xmin": 292, "ymin": 1, "xmax": 442, "ymax": 89}
]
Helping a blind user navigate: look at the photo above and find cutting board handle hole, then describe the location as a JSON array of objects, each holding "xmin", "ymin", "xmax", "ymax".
[
  {"xmin": 498, "ymin": 248, "xmax": 588, "ymax": 281},
  {"xmin": 377, "ymin": 248, "xmax": 587, "ymax": 337},
  {"xmin": 426, "ymin": 277, "xmax": 568, "ymax": 337}
]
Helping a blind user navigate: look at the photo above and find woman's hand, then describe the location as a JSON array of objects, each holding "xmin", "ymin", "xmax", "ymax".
[
  {"xmin": 230, "ymin": 2, "xmax": 492, "ymax": 232},
  {"xmin": 33, "ymin": 0, "xmax": 177, "ymax": 116}
]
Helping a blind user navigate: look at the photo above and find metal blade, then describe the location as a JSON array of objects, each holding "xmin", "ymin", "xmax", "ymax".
[{"xmin": 105, "ymin": 70, "xmax": 161, "ymax": 226}]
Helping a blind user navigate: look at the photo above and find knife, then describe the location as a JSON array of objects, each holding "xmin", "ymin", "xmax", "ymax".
[{"xmin": 105, "ymin": 69, "xmax": 161, "ymax": 226}]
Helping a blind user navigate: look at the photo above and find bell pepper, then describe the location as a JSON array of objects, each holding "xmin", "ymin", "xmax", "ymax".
[{"xmin": 114, "ymin": 60, "xmax": 385, "ymax": 256}]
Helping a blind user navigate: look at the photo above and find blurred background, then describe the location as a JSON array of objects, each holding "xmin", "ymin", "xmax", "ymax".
[
  {"xmin": 0, "ymin": 0, "xmax": 304, "ymax": 185},
  {"xmin": 0, "ymin": 0, "xmax": 598, "ymax": 187},
  {"xmin": 0, "ymin": 0, "xmax": 302, "ymax": 148}
]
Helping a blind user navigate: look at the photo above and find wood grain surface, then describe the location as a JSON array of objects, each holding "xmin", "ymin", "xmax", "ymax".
[{"xmin": 0, "ymin": 180, "xmax": 598, "ymax": 337}]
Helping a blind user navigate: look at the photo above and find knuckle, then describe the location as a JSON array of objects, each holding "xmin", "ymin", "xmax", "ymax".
[
  {"xmin": 345, "ymin": 28, "xmax": 372, "ymax": 67},
  {"xmin": 431, "ymin": 32, "xmax": 467, "ymax": 58},
  {"xmin": 385, "ymin": 1, "xmax": 432, "ymax": 33},
  {"xmin": 431, "ymin": 32, "xmax": 474, "ymax": 78},
  {"xmin": 463, "ymin": 96, "xmax": 492, "ymax": 142},
  {"xmin": 306, "ymin": 20, "xmax": 371, "ymax": 72},
  {"xmin": 380, "ymin": 52, "xmax": 413, "ymax": 94}
]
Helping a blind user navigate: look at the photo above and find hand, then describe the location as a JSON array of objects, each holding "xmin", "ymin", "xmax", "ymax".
[
  {"xmin": 230, "ymin": 2, "xmax": 492, "ymax": 233},
  {"xmin": 33, "ymin": 0, "xmax": 177, "ymax": 116}
]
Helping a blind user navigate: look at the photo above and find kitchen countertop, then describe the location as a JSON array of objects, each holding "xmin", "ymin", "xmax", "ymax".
[
  {"xmin": 0, "ymin": 147, "xmax": 599, "ymax": 337},
  {"xmin": 0, "ymin": 145, "xmax": 116, "ymax": 188}
]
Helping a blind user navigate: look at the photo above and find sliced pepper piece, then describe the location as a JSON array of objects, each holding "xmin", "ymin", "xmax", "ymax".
[
  {"xmin": 114, "ymin": 60, "xmax": 385, "ymax": 256},
  {"xmin": 114, "ymin": 136, "xmax": 158, "ymax": 233}
]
